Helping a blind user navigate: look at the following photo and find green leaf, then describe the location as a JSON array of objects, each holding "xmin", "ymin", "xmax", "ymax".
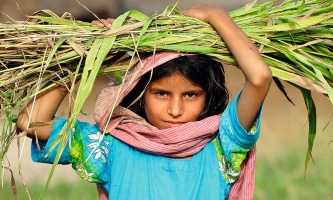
[
  {"xmin": 155, "ymin": 45, "xmax": 217, "ymax": 53},
  {"xmin": 27, "ymin": 16, "xmax": 93, "ymax": 27},
  {"xmin": 311, "ymin": 67, "xmax": 333, "ymax": 106},
  {"xmin": 11, "ymin": 115, "xmax": 18, "ymax": 123},
  {"xmin": 259, "ymin": 13, "xmax": 333, "ymax": 32},
  {"xmin": 297, "ymin": 0, "xmax": 306, "ymax": 14},
  {"xmin": 161, "ymin": 5, "xmax": 182, "ymax": 16},
  {"xmin": 300, "ymin": 88, "xmax": 317, "ymax": 176}
]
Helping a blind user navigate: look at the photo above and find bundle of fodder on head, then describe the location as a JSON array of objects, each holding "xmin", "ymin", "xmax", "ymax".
[{"xmin": 0, "ymin": 0, "xmax": 332, "ymax": 188}]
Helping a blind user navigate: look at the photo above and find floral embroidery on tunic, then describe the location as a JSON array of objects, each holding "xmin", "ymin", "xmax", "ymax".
[
  {"xmin": 69, "ymin": 124, "xmax": 110, "ymax": 184},
  {"xmin": 213, "ymin": 120, "xmax": 258, "ymax": 183}
]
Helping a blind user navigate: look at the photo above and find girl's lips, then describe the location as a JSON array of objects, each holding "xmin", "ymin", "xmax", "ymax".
[{"xmin": 164, "ymin": 121, "xmax": 184, "ymax": 128}]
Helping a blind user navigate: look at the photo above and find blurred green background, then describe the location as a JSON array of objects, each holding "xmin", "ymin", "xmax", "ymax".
[{"xmin": 1, "ymin": 0, "xmax": 332, "ymax": 199}]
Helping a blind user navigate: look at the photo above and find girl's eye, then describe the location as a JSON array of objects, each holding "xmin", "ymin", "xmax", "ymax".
[
  {"xmin": 155, "ymin": 91, "xmax": 168, "ymax": 97},
  {"xmin": 185, "ymin": 92, "xmax": 197, "ymax": 98}
]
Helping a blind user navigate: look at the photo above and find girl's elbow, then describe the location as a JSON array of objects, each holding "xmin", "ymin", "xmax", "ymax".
[
  {"xmin": 16, "ymin": 113, "xmax": 29, "ymax": 133},
  {"xmin": 16, "ymin": 114, "xmax": 51, "ymax": 142},
  {"xmin": 252, "ymin": 68, "xmax": 273, "ymax": 88},
  {"xmin": 16, "ymin": 114, "xmax": 34, "ymax": 138},
  {"xmin": 262, "ymin": 68, "xmax": 273, "ymax": 84}
]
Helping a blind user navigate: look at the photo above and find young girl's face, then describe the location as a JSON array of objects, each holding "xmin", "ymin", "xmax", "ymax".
[{"xmin": 143, "ymin": 71, "xmax": 206, "ymax": 129}]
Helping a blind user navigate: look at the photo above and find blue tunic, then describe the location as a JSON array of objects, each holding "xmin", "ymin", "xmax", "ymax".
[{"xmin": 31, "ymin": 93, "xmax": 262, "ymax": 199}]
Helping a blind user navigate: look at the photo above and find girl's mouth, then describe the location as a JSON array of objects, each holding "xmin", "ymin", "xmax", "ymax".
[{"xmin": 164, "ymin": 121, "xmax": 185, "ymax": 128}]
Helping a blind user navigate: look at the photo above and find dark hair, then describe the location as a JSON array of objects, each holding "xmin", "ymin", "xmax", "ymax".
[{"xmin": 120, "ymin": 54, "xmax": 229, "ymax": 120}]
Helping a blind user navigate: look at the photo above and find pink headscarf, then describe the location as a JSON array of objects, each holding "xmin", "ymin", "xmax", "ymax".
[
  {"xmin": 93, "ymin": 52, "xmax": 220, "ymax": 158},
  {"xmin": 93, "ymin": 52, "xmax": 256, "ymax": 199}
]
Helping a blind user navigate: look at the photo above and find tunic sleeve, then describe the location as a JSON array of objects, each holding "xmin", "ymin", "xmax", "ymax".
[
  {"xmin": 30, "ymin": 117, "xmax": 113, "ymax": 185},
  {"xmin": 215, "ymin": 91, "xmax": 263, "ymax": 183},
  {"xmin": 31, "ymin": 117, "xmax": 72, "ymax": 164}
]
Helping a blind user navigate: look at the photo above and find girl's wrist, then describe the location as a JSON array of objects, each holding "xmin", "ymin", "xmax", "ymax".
[
  {"xmin": 58, "ymin": 86, "xmax": 69, "ymax": 97},
  {"xmin": 207, "ymin": 8, "xmax": 229, "ymax": 26}
]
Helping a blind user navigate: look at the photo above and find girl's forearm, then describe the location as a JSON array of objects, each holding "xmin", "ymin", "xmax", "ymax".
[
  {"xmin": 206, "ymin": 7, "xmax": 272, "ymax": 130},
  {"xmin": 17, "ymin": 85, "xmax": 68, "ymax": 142},
  {"xmin": 208, "ymin": 9, "xmax": 272, "ymax": 85}
]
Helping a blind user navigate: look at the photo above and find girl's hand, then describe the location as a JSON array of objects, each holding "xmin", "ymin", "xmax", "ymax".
[
  {"xmin": 183, "ymin": 4, "xmax": 227, "ymax": 24},
  {"xmin": 91, "ymin": 18, "xmax": 115, "ymax": 29}
]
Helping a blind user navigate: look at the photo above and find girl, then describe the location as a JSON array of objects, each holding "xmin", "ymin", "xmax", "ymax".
[{"xmin": 17, "ymin": 4, "xmax": 272, "ymax": 200}]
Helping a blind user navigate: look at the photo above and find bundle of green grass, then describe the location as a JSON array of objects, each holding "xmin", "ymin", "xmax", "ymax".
[{"xmin": 1, "ymin": 0, "xmax": 332, "ymax": 173}]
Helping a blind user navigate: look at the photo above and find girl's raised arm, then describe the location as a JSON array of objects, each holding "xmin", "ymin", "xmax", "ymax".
[
  {"xmin": 16, "ymin": 85, "xmax": 68, "ymax": 142},
  {"xmin": 183, "ymin": 5, "xmax": 272, "ymax": 131},
  {"xmin": 17, "ymin": 18, "xmax": 114, "ymax": 142}
]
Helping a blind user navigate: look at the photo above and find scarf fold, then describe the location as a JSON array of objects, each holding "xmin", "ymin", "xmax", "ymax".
[{"xmin": 112, "ymin": 112, "xmax": 220, "ymax": 157}]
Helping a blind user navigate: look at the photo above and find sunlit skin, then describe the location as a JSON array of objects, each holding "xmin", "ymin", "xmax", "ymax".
[{"xmin": 143, "ymin": 71, "xmax": 206, "ymax": 130}]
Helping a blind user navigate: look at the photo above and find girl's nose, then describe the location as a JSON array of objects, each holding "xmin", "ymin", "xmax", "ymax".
[{"xmin": 167, "ymin": 97, "xmax": 183, "ymax": 117}]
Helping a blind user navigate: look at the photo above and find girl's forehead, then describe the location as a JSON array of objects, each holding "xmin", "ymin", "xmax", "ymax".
[{"xmin": 148, "ymin": 72, "xmax": 203, "ymax": 90}]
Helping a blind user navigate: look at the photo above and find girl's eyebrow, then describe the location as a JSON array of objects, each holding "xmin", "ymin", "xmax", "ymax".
[
  {"xmin": 183, "ymin": 90, "xmax": 206, "ymax": 96},
  {"xmin": 149, "ymin": 87, "xmax": 205, "ymax": 93},
  {"xmin": 148, "ymin": 88, "xmax": 171, "ymax": 94},
  {"xmin": 148, "ymin": 87, "xmax": 168, "ymax": 91}
]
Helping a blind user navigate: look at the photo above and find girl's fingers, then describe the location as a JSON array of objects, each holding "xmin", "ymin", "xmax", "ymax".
[
  {"xmin": 104, "ymin": 18, "xmax": 115, "ymax": 28},
  {"xmin": 100, "ymin": 19, "xmax": 112, "ymax": 29},
  {"xmin": 91, "ymin": 18, "xmax": 115, "ymax": 29},
  {"xmin": 182, "ymin": 5, "xmax": 210, "ymax": 23},
  {"xmin": 91, "ymin": 20, "xmax": 102, "ymax": 26}
]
